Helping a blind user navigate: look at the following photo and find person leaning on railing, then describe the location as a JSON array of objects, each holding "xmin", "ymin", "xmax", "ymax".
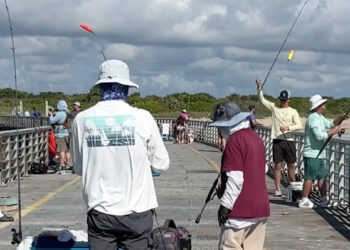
[
  {"xmin": 256, "ymin": 80, "xmax": 302, "ymax": 197},
  {"xmin": 299, "ymin": 95, "xmax": 347, "ymax": 208},
  {"xmin": 48, "ymin": 100, "xmax": 71, "ymax": 174}
]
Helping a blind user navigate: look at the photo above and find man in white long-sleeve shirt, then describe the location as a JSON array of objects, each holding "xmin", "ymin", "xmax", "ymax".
[
  {"xmin": 256, "ymin": 80, "xmax": 302, "ymax": 197},
  {"xmin": 71, "ymin": 59, "xmax": 170, "ymax": 250},
  {"xmin": 210, "ymin": 102, "xmax": 270, "ymax": 250}
]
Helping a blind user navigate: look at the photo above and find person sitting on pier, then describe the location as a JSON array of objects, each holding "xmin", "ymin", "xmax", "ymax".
[
  {"xmin": 211, "ymin": 101, "xmax": 270, "ymax": 250},
  {"xmin": 299, "ymin": 95, "xmax": 346, "ymax": 208},
  {"xmin": 71, "ymin": 59, "xmax": 170, "ymax": 250},
  {"xmin": 256, "ymin": 80, "xmax": 302, "ymax": 197}
]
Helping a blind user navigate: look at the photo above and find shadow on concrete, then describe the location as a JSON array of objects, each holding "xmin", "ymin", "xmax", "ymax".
[
  {"xmin": 314, "ymin": 207, "xmax": 350, "ymax": 241},
  {"xmin": 269, "ymin": 199, "xmax": 299, "ymax": 208},
  {"xmin": 197, "ymin": 149, "xmax": 221, "ymax": 153},
  {"xmin": 270, "ymin": 194, "xmax": 350, "ymax": 241}
]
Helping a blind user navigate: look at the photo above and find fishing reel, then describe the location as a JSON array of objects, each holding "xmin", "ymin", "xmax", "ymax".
[
  {"xmin": 338, "ymin": 128, "xmax": 345, "ymax": 137},
  {"xmin": 11, "ymin": 228, "xmax": 22, "ymax": 245}
]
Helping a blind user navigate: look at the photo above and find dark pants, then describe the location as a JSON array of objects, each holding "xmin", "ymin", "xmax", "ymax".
[{"xmin": 87, "ymin": 209, "xmax": 153, "ymax": 250}]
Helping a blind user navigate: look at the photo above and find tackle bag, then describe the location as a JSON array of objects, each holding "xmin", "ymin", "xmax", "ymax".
[
  {"xmin": 28, "ymin": 162, "xmax": 47, "ymax": 174},
  {"xmin": 152, "ymin": 219, "xmax": 191, "ymax": 250}
]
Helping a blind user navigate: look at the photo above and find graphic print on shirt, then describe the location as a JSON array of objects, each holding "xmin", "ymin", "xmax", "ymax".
[{"xmin": 83, "ymin": 115, "xmax": 135, "ymax": 147}]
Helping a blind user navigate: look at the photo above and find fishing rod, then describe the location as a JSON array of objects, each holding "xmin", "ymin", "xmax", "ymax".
[
  {"xmin": 80, "ymin": 24, "xmax": 107, "ymax": 61},
  {"xmin": 3, "ymin": 0, "xmax": 22, "ymax": 244},
  {"xmin": 253, "ymin": 0, "xmax": 309, "ymax": 181},
  {"xmin": 195, "ymin": 173, "xmax": 220, "ymax": 224},
  {"xmin": 259, "ymin": 0, "xmax": 309, "ymax": 92},
  {"xmin": 316, "ymin": 110, "xmax": 349, "ymax": 159}
]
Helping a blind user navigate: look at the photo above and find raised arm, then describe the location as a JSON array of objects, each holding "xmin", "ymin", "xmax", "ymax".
[{"xmin": 256, "ymin": 80, "xmax": 275, "ymax": 111}]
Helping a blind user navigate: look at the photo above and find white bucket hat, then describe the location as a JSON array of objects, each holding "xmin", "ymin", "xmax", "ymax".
[
  {"xmin": 94, "ymin": 59, "xmax": 139, "ymax": 88},
  {"xmin": 309, "ymin": 94, "xmax": 327, "ymax": 111}
]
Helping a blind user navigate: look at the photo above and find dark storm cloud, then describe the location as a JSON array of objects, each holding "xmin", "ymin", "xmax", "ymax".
[{"xmin": 0, "ymin": 0, "xmax": 349, "ymax": 98}]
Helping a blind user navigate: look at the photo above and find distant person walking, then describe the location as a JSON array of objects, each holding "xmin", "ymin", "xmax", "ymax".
[
  {"xmin": 248, "ymin": 104, "xmax": 262, "ymax": 129},
  {"xmin": 49, "ymin": 100, "xmax": 71, "ymax": 173},
  {"xmin": 33, "ymin": 107, "xmax": 41, "ymax": 117},
  {"xmin": 299, "ymin": 95, "xmax": 346, "ymax": 208},
  {"xmin": 179, "ymin": 109, "xmax": 189, "ymax": 122},
  {"xmin": 71, "ymin": 59, "xmax": 170, "ymax": 250},
  {"xmin": 210, "ymin": 101, "xmax": 269, "ymax": 250},
  {"xmin": 256, "ymin": 80, "xmax": 302, "ymax": 197}
]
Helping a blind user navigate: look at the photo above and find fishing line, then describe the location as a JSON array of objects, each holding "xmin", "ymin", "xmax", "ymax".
[
  {"xmin": 4, "ymin": 0, "xmax": 22, "ymax": 244},
  {"xmin": 249, "ymin": 64, "xmax": 259, "ymax": 80},
  {"xmin": 80, "ymin": 24, "xmax": 106, "ymax": 61},
  {"xmin": 260, "ymin": 0, "xmax": 309, "ymax": 92}
]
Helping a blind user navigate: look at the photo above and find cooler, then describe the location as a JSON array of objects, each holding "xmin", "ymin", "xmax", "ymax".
[{"xmin": 31, "ymin": 236, "xmax": 89, "ymax": 250}]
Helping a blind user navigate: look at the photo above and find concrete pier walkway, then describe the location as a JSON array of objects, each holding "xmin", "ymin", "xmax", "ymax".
[{"xmin": 0, "ymin": 143, "xmax": 349, "ymax": 249}]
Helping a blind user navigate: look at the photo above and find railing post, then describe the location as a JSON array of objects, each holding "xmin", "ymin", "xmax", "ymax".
[
  {"xmin": 338, "ymin": 143, "xmax": 346, "ymax": 206},
  {"xmin": 327, "ymin": 142, "xmax": 336, "ymax": 200}
]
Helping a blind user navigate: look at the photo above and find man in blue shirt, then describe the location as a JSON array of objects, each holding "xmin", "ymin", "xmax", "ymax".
[
  {"xmin": 299, "ymin": 95, "xmax": 345, "ymax": 208},
  {"xmin": 33, "ymin": 107, "xmax": 41, "ymax": 117},
  {"xmin": 248, "ymin": 104, "xmax": 262, "ymax": 129}
]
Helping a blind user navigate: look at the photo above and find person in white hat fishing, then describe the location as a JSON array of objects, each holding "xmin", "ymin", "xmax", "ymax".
[
  {"xmin": 299, "ymin": 94, "xmax": 347, "ymax": 208},
  {"xmin": 71, "ymin": 59, "xmax": 169, "ymax": 249}
]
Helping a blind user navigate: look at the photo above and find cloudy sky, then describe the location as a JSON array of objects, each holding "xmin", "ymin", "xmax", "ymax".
[{"xmin": 0, "ymin": 0, "xmax": 349, "ymax": 98}]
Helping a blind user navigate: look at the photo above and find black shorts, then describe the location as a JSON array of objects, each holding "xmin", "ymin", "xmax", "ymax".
[
  {"xmin": 87, "ymin": 209, "xmax": 153, "ymax": 250},
  {"xmin": 273, "ymin": 139, "xmax": 296, "ymax": 164}
]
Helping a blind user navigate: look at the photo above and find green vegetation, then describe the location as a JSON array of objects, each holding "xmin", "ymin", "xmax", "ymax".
[{"xmin": 0, "ymin": 87, "xmax": 349, "ymax": 119}]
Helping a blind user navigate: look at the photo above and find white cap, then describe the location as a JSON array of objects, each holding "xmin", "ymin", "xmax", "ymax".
[
  {"xmin": 182, "ymin": 109, "xmax": 187, "ymax": 113},
  {"xmin": 73, "ymin": 102, "xmax": 81, "ymax": 107},
  {"xmin": 94, "ymin": 59, "xmax": 139, "ymax": 88},
  {"xmin": 309, "ymin": 94, "xmax": 327, "ymax": 111}
]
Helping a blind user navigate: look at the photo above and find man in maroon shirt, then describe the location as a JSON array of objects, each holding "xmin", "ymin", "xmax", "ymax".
[{"xmin": 210, "ymin": 102, "xmax": 270, "ymax": 250}]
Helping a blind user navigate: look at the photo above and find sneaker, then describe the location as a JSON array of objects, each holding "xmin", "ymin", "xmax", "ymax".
[
  {"xmin": 274, "ymin": 189, "xmax": 282, "ymax": 197},
  {"xmin": 299, "ymin": 198, "xmax": 315, "ymax": 208},
  {"xmin": 0, "ymin": 214, "xmax": 14, "ymax": 222}
]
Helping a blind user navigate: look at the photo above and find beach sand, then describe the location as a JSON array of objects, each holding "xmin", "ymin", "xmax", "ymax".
[{"xmin": 256, "ymin": 117, "xmax": 350, "ymax": 133}]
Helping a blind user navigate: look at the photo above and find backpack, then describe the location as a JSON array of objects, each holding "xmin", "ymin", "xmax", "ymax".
[
  {"xmin": 152, "ymin": 219, "xmax": 191, "ymax": 250},
  {"xmin": 29, "ymin": 162, "xmax": 47, "ymax": 174},
  {"xmin": 53, "ymin": 111, "xmax": 71, "ymax": 130},
  {"xmin": 62, "ymin": 111, "xmax": 71, "ymax": 129}
]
